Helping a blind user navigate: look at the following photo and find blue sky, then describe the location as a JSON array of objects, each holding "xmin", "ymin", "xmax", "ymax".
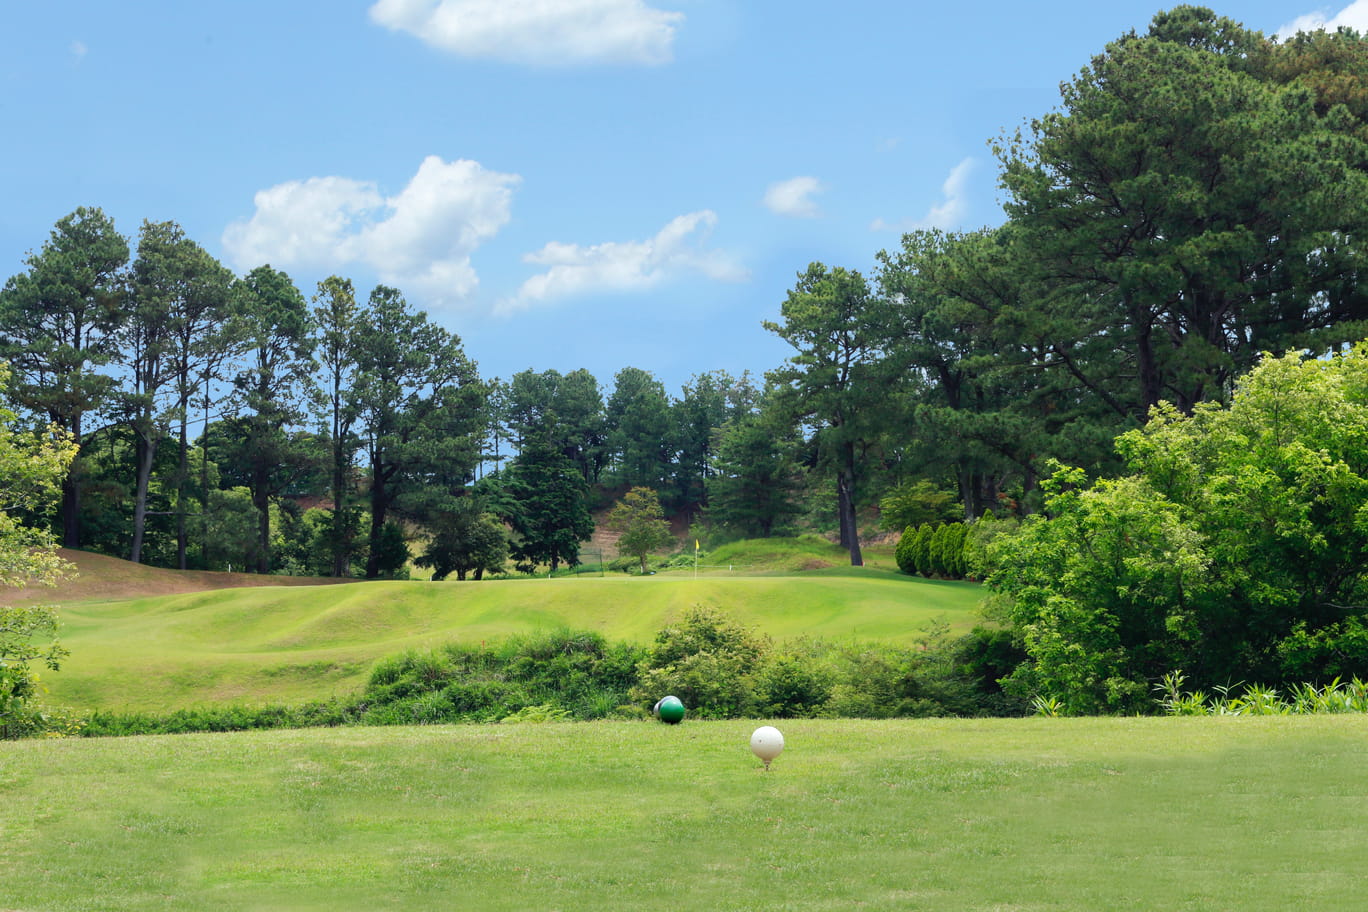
[{"xmin": 2, "ymin": 1, "xmax": 1361, "ymax": 395}]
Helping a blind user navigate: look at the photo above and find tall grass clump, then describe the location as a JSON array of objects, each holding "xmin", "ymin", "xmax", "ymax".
[{"xmin": 1152, "ymin": 671, "xmax": 1368, "ymax": 716}]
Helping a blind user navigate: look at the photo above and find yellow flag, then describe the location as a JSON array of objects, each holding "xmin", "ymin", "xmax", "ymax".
[{"xmin": 695, "ymin": 539, "xmax": 700, "ymax": 551}]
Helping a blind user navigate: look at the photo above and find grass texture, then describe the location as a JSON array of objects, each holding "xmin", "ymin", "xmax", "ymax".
[
  {"xmin": 4, "ymin": 715, "xmax": 1367, "ymax": 910},
  {"xmin": 45, "ymin": 569, "xmax": 982, "ymax": 712}
]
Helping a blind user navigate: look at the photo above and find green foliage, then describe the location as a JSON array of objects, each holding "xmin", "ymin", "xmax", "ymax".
[
  {"xmin": 369, "ymin": 522, "xmax": 411, "ymax": 580},
  {"xmin": 991, "ymin": 346, "xmax": 1368, "ymax": 713},
  {"xmin": 894, "ymin": 525, "xmax": 918, "ymax": 575},
  {"xmin": 504, "ymin": 439, "xmax": 594, "ymax": 573},
  {"xmin": 606, "ymin": 486, "xmax": 674, "ymax": 573},
  {"xmin": 416, "ymin": 506, "xmax": 508, "ymax": 581},
  {"xmin": 0, "ymin": 364, "xmax": 77, "ymax": 737},
  {"xmin": 631, "ymin": 607, "xmax": 770, "ymax": 718},
  {"xmin": 879, "ymin": 480, "xmax": 960, "ymax": 531},
  {"xmin": 363, "ymin": 630, "xmax": 643, "ymax": 724},
  {"xmin": 1, "ymin": 605, "xmax": 71, "ymax": 738},
  {"xmin": 350, "ymin": 284, "xmax": 485, "ymax": 580},
  {"xmin": 705, "ymin": 408, "xmax": 802, "ymax": 539},
  {"xmin": 898, "ymin": 522, "xmax": 969, "ymax": 580},
  {"xmin": 766, "ymin": 262, "xmax": 898, "ymax": 566},
  {"xmin": 961, "ymin": 511, "xmax": 1018, "ymax": 580},
  {"xmin": 1153, "ymin": 671, "xmax": 1368, "ymax": 716},
  {"xmin": 605, "ymin": 367, "xmax": 672, "ymax": 491},
  {"xmin": 911, "ymin": 524, "xmax": 934, "ymax": 576},
  {"xmin": 0, "ymin": 207, "xmax": 129, "ymax": 548}
]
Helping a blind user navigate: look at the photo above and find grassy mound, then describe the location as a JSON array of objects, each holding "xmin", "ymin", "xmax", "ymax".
[
  {"xmin": 6, "ymin": 716, "xmax": 1368, "ymax": 910},
  {"xmin": 6, "ymin": 548, "xmax": 341, "ymax": 605},
  {"xmin": 45, "ymin": 568, "xmax": 983, "ymax": 712},
  {"xmin": 704, "ymin": 534, "xmax": 880, "ymax": 573}
]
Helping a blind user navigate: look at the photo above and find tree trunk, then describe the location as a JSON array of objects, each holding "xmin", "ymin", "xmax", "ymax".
[
  {"xmin": 200, "ymin": 380, "xmax": 211, "ymax": 571},
  {"xmin": 61, "ymin": 474, "xmax": 81, "ymax": 549},
  {"xmin": 130, "ymin": 431, "xmax": 158, "ymax": 564},
  {"xmin": 253, "ymin": 465, "xmax": 271, "ymax": 575},
  {"xmin": 837, "ymin": 457, "xmax": 863, "ymax": 567},
  {"xmin": 176, "ymin": 413, "xmax": 189, "ymax": 570},
  {"xmin": 365, "ymin": 457, "xmax": 388, "ymax": 580}
]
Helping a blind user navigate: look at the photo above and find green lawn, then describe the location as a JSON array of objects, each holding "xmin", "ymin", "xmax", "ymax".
[
  {"xmin": 47, "ymin": 569, "xmax": 983, "ymax": 712},
  {"xmin": 5, "ymin": 716, "xmax": 1367, "ymax": 910}
]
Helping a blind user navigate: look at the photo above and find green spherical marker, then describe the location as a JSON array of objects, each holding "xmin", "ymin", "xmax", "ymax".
[{"xmin": 654, "ymin": 695, "xmax": 686, "ymax": 724}]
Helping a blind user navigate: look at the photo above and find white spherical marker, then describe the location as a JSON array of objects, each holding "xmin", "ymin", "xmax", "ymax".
[{"xmin": 750, "ymin": 725, "xmax": 785, "ymax": 770}]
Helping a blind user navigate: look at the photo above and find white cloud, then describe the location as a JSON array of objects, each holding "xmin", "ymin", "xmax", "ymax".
[
  {"xmin": 1278, "ymin": 1, "xmax": 1368, "ymax": 37},
  {"xmin": 501, "ymin": 210, "xmax": 747, "ymax": 314},
  {"xmin": 871, "ymin": 158, "xmax": 975, "ymax": 233},
  {"xmin": 763, "ymin": 176, "xmax": 823, "ymax": 218},
  {"xmin": 70, "ymin": 40, "xmax": 87, "ymax": 62},
  {"xmin": 222, "ymin": 156, "xmax": 520, "ymax": 307},
  {"xmin": 368, "ymin": 0, "xmax": 684, "ymax": 66}
]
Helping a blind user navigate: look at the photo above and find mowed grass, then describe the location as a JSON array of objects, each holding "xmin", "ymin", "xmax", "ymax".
[
  {"xmin": 5, "ymin": 716, "xmax": 1368, "ymax": 910},
  {"xmin": 47, "ymin": 569, "xmax": 982, "ymax": 712}
]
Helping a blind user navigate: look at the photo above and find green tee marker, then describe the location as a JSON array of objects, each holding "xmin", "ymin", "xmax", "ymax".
[{"xmin": 654, "ymin": 695, "xmax": 686, "ymax": 724}]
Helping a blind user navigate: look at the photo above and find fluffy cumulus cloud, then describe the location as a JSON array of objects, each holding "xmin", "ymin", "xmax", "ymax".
[
  {"xmin": 501, "ymin": 210, "xmax": 747, "ymax": 314},
  {"xmin": 1278, "ymin": 1, "xmax": 1368, "ymax": 37},
  {"xmin": 871, "ymin": 158, "xmax": 975, "ymax": 233},
  {"xmin": 222, "ymin": 156, "xmax": 519, "ymax": 307},
  {"xmin": 762, "ymin": 176, "xmax": 824, "ymax": 218},
  {"xmin": 368, "ymin": 0, "xmax": 683, "ymax": 66}
]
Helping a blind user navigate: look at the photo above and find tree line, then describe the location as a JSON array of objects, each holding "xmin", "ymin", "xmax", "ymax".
[
  {"xmin": 7, "ymin": 7, "xmax": 1368, "ymax": 585},
  {"xmin": 0, "ymin": 212, "xmax": 774, "ymax": 576}
]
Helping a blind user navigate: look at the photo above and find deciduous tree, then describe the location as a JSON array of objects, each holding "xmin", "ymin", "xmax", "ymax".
[{"xmin": 607, "ymin": 486, "xmax": 674, "ymax": 573}]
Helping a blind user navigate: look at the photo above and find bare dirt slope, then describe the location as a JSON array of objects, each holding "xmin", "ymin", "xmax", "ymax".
[{"xmin": 5, "ymin": 549, "xmax": 343, "ymax": 604}]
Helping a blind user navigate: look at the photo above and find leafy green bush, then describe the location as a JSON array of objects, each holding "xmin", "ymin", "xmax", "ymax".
[{"xmin": 754, "ymin": 654, "xmax": 833, "ymax": 717}]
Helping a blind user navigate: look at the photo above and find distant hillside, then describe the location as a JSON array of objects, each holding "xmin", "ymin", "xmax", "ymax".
[{"xmin": 4, "ymin": 549, "xmax": 343, "ymax": 605}]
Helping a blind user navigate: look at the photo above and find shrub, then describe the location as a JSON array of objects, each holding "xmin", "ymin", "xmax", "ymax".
[
  {"xmin": 630, "ymin": 607, "xmax": 770, "ymax": 718},
  {"xmin": 754, "ymin": 654, "xmax": 833, "ymax": 717},
  {"xmin": 894, "ymin": 526, "xmax": 918, "ymax": 575}
]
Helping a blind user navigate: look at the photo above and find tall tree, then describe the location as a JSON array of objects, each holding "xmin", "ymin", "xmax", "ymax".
[
  {"xmin": 228, "ymin": 265, "xmax": 316, "ymax": 573},
  {"xmin": 118, "ymin": 221, "xmax": 182, "ymax": 563},
  {"xmin": 0, "ymin": 207, "xmax": 128, "ymax": 547},
  {"xmin": 605, "ymin": 367, "xmax": 673, "ymax": 491},
  {"xmin": 502, "ymin": 367, "xmax": 607, "ymax": 482},
  {"xmin": 504, "ymin": 438, "xmax": 594, "ymax": 574},
  {"xmin": 672, "ymin": 370, "xmax": 757, "ymax": 513},
  {"xmin": 877, "ymin": 227, "xmax": 1123, "ymax": 517},
  {"xmin": 997, "ymin": 7, "xmax": 1368, "ymax": 418},
  {"xmin": 765, "ymin": 263, "xmax": 891, "ymax": 565},
  {"xmin": 707, "ymin": 406, "xmax": 803, "ymax": 539},
  {"xmin": 351, "ymin": 286, "xmax": 485, "ymax": 579},
  {"xmin": 162, "ymin": 231, "xmax": 236, "ymax": 570},
  {"xmin": 312, "ymin": 276, "xmax": 361, "ymax": 577}
]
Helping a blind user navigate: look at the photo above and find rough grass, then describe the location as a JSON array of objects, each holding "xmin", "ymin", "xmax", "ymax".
[
  {"xmin": 5, "ymin": 716, "xmax": 1368, "ymax": 910},
  {"xmin": 42, "ymin": 553, "xmax": 982, "ymax": 712}
]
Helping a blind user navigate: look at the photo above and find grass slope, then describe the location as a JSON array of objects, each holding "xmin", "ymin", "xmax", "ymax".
[
  {"xmin": 7, "ymin": 548, "xmax": 342, "ymax": 605},
  {"xmin": 5, "ymin": 716, "xmax": 1368, "ymax": 910},
  {"xmin": 47, "ymin": 568, "xmax": 982, "ymax": 712}
]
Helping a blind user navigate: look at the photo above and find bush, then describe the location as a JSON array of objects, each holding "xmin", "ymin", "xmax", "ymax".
[
  {"xmin": 754, "ymin": 654, "xmax": 833, "ymax": 717},
  {"xmin": 630, "ymin": 607, "xmax": 770, "ymax": 718},
  {"xmin": 895, "ymin": 526, "xmax": 918, "ymax": 575}
]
